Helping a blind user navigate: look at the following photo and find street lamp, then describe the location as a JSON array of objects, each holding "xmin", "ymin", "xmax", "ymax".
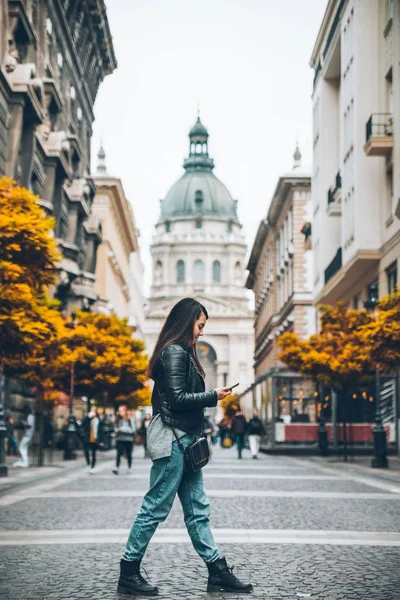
[
  {"xmin": 364, "ymin": 287, "xmax": 389, "ymax": 469},
  {"xmin": 63, "ymin": 312, "xmax": 78, "ymax": 460},
  {"xmin": 0, "ymin": 370, "xmax": 8, "ymax": 477}
]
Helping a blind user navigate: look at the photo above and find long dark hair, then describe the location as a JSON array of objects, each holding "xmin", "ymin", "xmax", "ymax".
[{"xmin": 148, "ymin": 298, "xmax": 208, "ymax": 380}]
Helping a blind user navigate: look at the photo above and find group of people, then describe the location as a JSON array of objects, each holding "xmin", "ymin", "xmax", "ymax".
[
  {"xmin": 80, "ymin": 404, "xmax": 152, "ymax": 474},
  {"xmin": 219, "ymin": 409, "xmax": 266, "ymax": 459},
  {"xmin": 6, "ymin": 403, "xmax": 152, "ymax": 471}
]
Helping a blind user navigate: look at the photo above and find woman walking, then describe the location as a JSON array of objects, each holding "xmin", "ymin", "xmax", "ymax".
[
  {"xmin": 113, "ymin": 405, "xmax": 136, "ymax": 475},
  {"xmin": 14, "ymin": 406, "xmax": 35, "ymax": 467},
  {"xmin": 117, "ymin": 298, "xmax": 253, "ymax": 596},
  {"xmin": 82, "ymin": 406, "xmax": 104, "ymax": 474}
]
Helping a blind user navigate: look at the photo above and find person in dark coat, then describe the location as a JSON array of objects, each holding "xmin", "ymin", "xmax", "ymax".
[
  {"xmin": 230, "ymin": 409, "xmax": 247, "ymax": 459},
  {"xmin": 247, "ymin": 413, "xmax": 266, "ymax": 459},
  {"xmin": 81, "ymin": 406, "xmax": 104, "ymax": 473}
]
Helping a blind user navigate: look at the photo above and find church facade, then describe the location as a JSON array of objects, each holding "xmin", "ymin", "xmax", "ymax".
[{"xmin": 144, "ymin": 117, "xmax": 254, "ymax": 394}]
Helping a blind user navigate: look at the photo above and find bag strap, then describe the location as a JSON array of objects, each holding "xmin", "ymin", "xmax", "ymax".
[{"xmin": 169, "ymin": 423, "xmax": 186, "ymax": 452}]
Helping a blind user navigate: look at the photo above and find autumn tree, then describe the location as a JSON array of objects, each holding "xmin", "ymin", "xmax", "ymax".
[
  {"xmin": 358, "ymin": 290, "xmax": 400, "ymax": 372},
  {"xmin": 47, "ymin": 311, "xmax": 150, "ymax": 409},
  {"xmin": 278, "ymin": 304, "xmax": 376, "ymax": 459},
  {"xmin": 0, "ymin": 177, "xmax": 60, "ymax": 370}
]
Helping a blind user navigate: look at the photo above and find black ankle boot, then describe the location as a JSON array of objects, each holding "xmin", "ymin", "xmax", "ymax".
[
  {"xmin": 117, "ymin": 559, "xmax": 158, "ymax": 596},
  {"xmin": 207, "ymin": 557, "xmax": 253, "ymax": 593}
]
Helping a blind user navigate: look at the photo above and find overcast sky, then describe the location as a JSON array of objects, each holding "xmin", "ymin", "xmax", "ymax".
[{"xmin": 92, "ymin": 0, "xmax": 327, "ymax": 294}]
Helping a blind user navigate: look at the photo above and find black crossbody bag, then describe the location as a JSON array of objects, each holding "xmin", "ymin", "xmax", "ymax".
[{"xmin": 170, "ymin": 425, "xmax": 210, "ymax": 474}]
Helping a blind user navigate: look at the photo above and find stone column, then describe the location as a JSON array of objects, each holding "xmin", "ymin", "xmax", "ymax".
[
  {"xmin": 66, "ymin": 206, "xmax": 79, "ymax": 245},
  {"xmin": 43, "ymin": 159, "xmax": 58, "ymax": 210},
  {"xmin": 6, "ymin": 99, "xmax": 24, "ymax": 178},
  {"xmin": 84, "ymin": 237, "xmax": 97, "ymax": 274},
  {"xmin": 20, "ymin": 120, "xmax": 36, "ymax": 188}
]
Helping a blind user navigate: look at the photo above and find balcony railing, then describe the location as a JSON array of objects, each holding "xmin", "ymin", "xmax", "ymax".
[
  {"xmin": 366, "ymin": 113, "xmax": 393, "ymax": 141},
  {"xmin": 324, "ymin": 247, "xmax": 342, "ymax": 285},
  {"xmin": 327, "ymin": 171, "xmax": 342, "ymax": 215},
  {"xmin": 365, "ymin": 113, "xmax": 393, "ymax": 157}
]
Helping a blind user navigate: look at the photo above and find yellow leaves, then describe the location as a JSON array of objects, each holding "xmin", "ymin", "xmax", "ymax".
[
  {"xmin": 0, "ymin": 177, "xmax": 59, "ymax": 291},
  {"xmin": 47, "ymin": 310, "xmax": 149, "ymax": 403},
  {"xmin": 278, "ymin": 293, "xmax": 400, "ymax": 388},
  {"xmin": 219, "ymin": 393, "xmax": 241, "ymax": 419},
  {"xmin": 0, "ymin": 179, "xmax": 150, "ymax": 407}
]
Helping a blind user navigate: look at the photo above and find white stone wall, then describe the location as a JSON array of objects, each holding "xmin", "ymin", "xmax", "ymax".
[{"xmin": 311, "ymin": 0, "xmax": 400, "ymax": 304}]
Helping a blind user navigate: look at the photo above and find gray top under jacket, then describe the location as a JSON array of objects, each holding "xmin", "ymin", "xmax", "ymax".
[{"xmin": 146, "ymin": 414, "xmax": 186, "ymax": 461}]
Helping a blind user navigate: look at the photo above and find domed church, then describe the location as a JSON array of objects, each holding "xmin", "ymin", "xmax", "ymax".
[{"xmin": 144, "ymin": 116, "xmax": 254, "ymax": 393}]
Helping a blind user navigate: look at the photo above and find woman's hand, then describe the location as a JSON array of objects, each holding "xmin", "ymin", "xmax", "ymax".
[{"xmin": 216, "ymin": 387, "xmax": 233, "ymax": 401}]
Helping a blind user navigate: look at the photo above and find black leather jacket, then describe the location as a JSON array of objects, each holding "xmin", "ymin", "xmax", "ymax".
[{"xmin": 152, "ymin": 344, "xmax": 218, "ymax": 434}]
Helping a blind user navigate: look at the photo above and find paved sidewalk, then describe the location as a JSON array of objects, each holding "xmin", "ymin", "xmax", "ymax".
[
  {"xmin": 1, "ymin": 445, "xmax": 400, "ymax": 599},
  {"xmin": 1, "ymin": 448, "xmax": 117, "ymax": 494}
]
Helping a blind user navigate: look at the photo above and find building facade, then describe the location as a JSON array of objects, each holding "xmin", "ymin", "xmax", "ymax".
[
  {"xmin": 246, "ymin": 149, "xmax": 313, "ymax": 379},
  {"xmin": 310, "ymin": 0, "xmax": 399, "ymax": 307},
  {"xmin": 0, "ymin": 0, "xmax": 116, "ymax": 311},
  {"xmin": 144, "ymin": 116, "xmax": 254, "ymax": 393},
  {"xmin": 92, "ymin": 145, "xmax": 145, "ymax": 335}
]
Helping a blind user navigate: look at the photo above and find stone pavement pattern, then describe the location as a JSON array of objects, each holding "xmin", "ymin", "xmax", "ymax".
[{"xmin": 1, "ymin": 446, "xmax": 400, "ymax": 599}]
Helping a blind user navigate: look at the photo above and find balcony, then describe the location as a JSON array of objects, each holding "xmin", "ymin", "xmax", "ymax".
[
  {"xmin": 327, "ymin": 171, "xmax": 342, "ymax": 216},
  {"xmin": 324, "ymin": 247, "xmax": 342, "ymax": 285},
  {"xmin": 364, "ymin": 113, "xmax": 393, "ymax": 157}
]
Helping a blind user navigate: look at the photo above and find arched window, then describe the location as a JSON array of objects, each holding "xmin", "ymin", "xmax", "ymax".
[
  {"xmin": 195, "ymin": 190, "xmax": 204, "ymax": 209},
  {"xmin": 194, "ymin": 259, "xmax": 204, "ymax": 284},
  {"xmin": 165, "ymin": 221, "xmax": 170, "ymax": 233},
  {"xmin": 154, "ymin": 260, "xmax": 163, "ymax": 286},
  {"xmin": 235, "ymin": 261, "xmax": 242, "ymax": 285},
  {"xmin": 213, "ymin": 260, "xmax": 221, "ymax": 283},
  {"xmin": 176, "ymin": 260, "xmax": 185, "ymax": 283}
]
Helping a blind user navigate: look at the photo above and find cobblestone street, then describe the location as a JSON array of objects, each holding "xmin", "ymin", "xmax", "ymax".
[{"xmin": 1, "ymin": 446, "xmax": 400, "ymax": 600}]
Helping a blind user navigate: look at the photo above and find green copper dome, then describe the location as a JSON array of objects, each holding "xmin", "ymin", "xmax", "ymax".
[{"xmin": 159, "ymin": 117, "xmax": 238, "ymax": 221}]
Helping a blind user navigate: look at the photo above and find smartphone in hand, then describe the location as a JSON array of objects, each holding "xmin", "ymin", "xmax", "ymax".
[{"xmin": 228, "ymin": 383, "xmax": 240, "ymax": 390}]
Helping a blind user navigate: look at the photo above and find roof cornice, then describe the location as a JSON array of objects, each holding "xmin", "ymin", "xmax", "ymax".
[
  {"xmin": 268, "ymin": 175, "xmax": 311, "ymax": 226},
  {"xmin": 94, "ymin": 177, "xmax": 138, "ymax": 254},
  {"xmin": 310, "ymin": 0, "xmax": 347, "ymax": 67},
  {"xmin": 246, "ymin": 219, "xmax": 269, "ymax": 279}
]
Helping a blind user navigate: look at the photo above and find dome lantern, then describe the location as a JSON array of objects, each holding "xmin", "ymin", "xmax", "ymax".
[
  {"xmin": 159, "ymin": 116, "xmax": 239, "ymax": 222},
  {"xmin": 184, "ymin": 114, "xmax": 214, "ymax": 173}
]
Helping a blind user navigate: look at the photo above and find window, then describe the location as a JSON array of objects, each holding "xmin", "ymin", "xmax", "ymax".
[
  {"xmin": 213, "ymin": 260, "xmax": 221, "ymax": 283},
  {"xmin": 386, "ymin": 262, "xmax": 397, "ymax": 294},
  {"xmin": 227, "ymin": 222, "xmax": 233, "ymax": 233},
  {"xmin": 165, "ymin": 221, "xmax": 170, "ymax": 233},
  {"xmin": 195, "ymin": 190, "xmax": 204, "ymax": 208},
  {"xmin": 154, "ymin": 260, "xmax": 163, "ymax": 286},
  {"xmin": 194, "ymin": 260, "xmax": 204, "ymax": 284},
  {"xmin": 176, "ymin": 260, "xmax": 185, "ymax": 283},
  {"xmin": 234, "ymin": 261, "xmax": 242, "ymax": 285},
  {"xmin": 367, "ymin": 282, "xmax": 379, "ymax": 304},
  {"xmin": 195, "ymin": 219, "xmax": 202, "ymax": 229}
]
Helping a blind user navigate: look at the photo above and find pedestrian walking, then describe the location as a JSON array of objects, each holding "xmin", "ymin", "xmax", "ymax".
[
  {"xmin": 6, "ymin": 415, "xmax": 18, "ymax": 456},
  {"xmin": 217, "ymin": 417, "xmax": 232, "ymax": 447},
  {"xmin": 140, "ymin": 413, "xmax": 151, "ymax": 458},
  {"xmin": 82, "ymin": 406, "xmax": 104, "ymax": 474},
  {"xmin": 113, "ymin": 405, "xmax": 136, "ymax": 475},
  {"xmin": 231, "ymin": 409, "xmax": 247, "ymax": 459},
  {"xmin": 14, "ymin": 406, "xmax": 35, "ymax": 467},
  {"xmin": 247, "ymin": 413, "xmax": 266, "ymax": 459},
  {"xmin": 117, "ymin": 297, "xmax": 253, "ymax": 596}
]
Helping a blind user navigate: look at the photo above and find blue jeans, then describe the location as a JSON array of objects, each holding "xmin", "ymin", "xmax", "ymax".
[
  {"xmin": 236, "ymin": 434, "xmax": 245, "ymax": 458},
  {"xmin": 123, "ymin": 434, "xmax": 220, "ymax": 563}
]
